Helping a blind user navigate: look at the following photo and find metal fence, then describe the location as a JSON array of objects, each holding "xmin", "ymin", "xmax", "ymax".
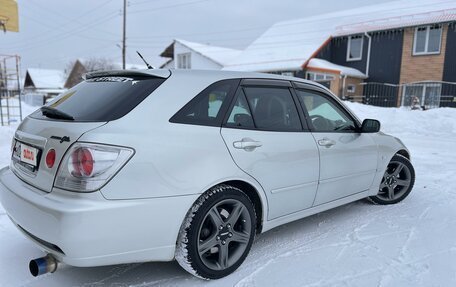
[
  {"xmin": 345, "ymin": 81, "xmax": 456, "ymax": 109},
  {"xmin": 0, "ymin": 89, "xmax": 22, "ymax": 126}
]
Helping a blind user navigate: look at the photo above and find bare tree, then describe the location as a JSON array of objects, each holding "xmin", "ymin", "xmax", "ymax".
[
  {"xmin": 82, "ymin": 57, "xmax": 118, "ymax": 72},
  {"xmin": 64, "ymin": 58, "xmax": 117, "ymax": 78},
  {"xmin": 64, "ymin": 58, "xmax": 118, "ymax": 88}
]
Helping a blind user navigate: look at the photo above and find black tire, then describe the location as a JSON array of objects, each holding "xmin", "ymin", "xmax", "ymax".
[
  {"xmin": 369, "ymin": 154, "xmax": 415, "ymax": 205},
  {"xmin": 175, "ymin": 184, "xmax": 256, "ymax": 279}
]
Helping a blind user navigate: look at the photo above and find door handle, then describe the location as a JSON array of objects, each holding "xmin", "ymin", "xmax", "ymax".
[
  {"xmin": 233, "ymin": 138, "xmax": 262, "ymax": 151},
  {"xmin": 318, "ymin": 138, "xmax": 336, "ymax": 147}
]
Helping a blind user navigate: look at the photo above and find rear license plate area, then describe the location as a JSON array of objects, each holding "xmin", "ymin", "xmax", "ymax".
[{"xmin": 12, "ymin": 140, "xmax": 42, "ymax": 171}]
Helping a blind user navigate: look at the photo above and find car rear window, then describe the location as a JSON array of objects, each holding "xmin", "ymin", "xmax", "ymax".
[{"xmin": 30, "ymin": 76, "xmax": 166, "ymax": 122}]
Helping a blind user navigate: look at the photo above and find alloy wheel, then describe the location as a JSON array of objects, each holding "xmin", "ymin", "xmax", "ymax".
[
  {"xmin": 377, "ymin": 160, "xmax": 412, "ymax": 201},
  {"xmin": 197, "ymin": 199, "xmax": 252, "ymax": 271}
]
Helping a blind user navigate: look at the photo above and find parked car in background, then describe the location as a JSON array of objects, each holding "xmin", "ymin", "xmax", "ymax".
[{"xmin": 0, "ymin": 69, "xmax": 415, "ymax": 279}]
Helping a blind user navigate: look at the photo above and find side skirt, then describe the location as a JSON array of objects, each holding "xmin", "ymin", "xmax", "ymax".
[{"xmin": 261, "ymin": 190, "xmax": 371, "ymax": 233}]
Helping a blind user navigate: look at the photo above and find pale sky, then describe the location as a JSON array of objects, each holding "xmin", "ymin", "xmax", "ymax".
[{"xmin": 2, "ymin": 0, "xmax": 396, "ymax": 72}]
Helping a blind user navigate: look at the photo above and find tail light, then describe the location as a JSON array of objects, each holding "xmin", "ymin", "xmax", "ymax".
[
  {"xmin": 11, "ymin": 138, "xmax": 16, "ymax": 153},
  {"xmin": 45, "ymin": 149, "xmax": 56, "ymax": 168},
  {"xmin": 54, "ymin": 143, "xmax": 134, "ymax": 192}
]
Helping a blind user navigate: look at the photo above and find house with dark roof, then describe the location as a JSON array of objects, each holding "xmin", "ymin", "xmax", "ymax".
[
  {"xmin": 64, "ymin": 59, "xmax": 143, "ymax": 88},
  {"xmin": 223, "ymin": 0, "xmax": 456, "ymax": 108}
]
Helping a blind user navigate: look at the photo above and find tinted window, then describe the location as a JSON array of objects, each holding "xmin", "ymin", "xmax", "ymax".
[
  {"xmin": 170, "ymin": 79, "xmax": 239, "ymax": 126},
  {"xmin": 31, "ymin": 76, "xmax": 165, "ymax": 122},
  {"xmin": 241, "ymin": 87, "xmax": 301, "ymax": 131},
  {"xmin": 226, "ymin": 90, "xmax": 254, "ymax": 129},
  {"xmin": 296, "ymin": 89, "xmax": 356, "ymax": 132}
]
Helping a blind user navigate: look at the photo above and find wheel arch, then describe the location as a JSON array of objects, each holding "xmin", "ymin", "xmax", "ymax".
[
  {"xmin": 396, "ymin": 149, "xmax": 410, "ymax": 160},
  {"xmin": 221, "ymin": 180, "xmax": 264, "ymax": 234}
]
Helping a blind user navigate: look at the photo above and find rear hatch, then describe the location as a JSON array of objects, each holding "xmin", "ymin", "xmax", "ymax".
[{"xmin": 11, "ymin": 69, "xmax": 169, "ymax": 192}]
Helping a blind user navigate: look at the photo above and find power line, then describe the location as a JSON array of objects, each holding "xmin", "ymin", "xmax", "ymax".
[
  {"xmin": 5, "ymin": 13, "xmax": 120, "ymax": 51},
  {"xmin": 5, "ymin": 0, "xmax": 119, "ymax": 47},
  {"xmin": 128, "ymin": 0, "xmax": 211, "ymax": 14},
  {"xmin": 126, "ymin": 0, "xmax": 456, "ymax": 50}
]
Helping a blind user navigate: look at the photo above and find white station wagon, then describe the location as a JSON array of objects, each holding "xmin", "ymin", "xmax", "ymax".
[{"xmin": 0, "ymin": 69, "xmax": 415, "ymax": 279}]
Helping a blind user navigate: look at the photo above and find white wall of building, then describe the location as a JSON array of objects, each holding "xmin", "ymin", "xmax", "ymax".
[
  {"xmin": 161, "ymin": 59, "xmax": 174, "ymax": 69},
  {"xmin": 173, "ymin": 41, "xmax": 222, "ymax": 70}
]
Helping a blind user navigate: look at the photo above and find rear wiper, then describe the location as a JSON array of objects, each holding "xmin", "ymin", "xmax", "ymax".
[{"xmin": 41, "ymin": 106, "xmax": 74, "ymax": 121}]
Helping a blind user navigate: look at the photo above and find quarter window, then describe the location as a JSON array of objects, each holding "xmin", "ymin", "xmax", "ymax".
[
  {"xmin": 177, "ymin": 53, "xmax": 191, "ymax": 69},
  {"xmin": 170, "ymin": 79, "xmax": 238, "ymax": 126},
  {"xmin": 413, "ymin": 25, "xmax": 442, "ymax": 55},
  {"xmin": 347, "ymin": 35, "xmax": 363, "ymax": 61},
  {"xmin": 296, "ymin": 89, "xmax": 356, "ymax": 132},
  {"xmin": 226, "ymin": 86, "xmax": 302, "ymax": 131}
]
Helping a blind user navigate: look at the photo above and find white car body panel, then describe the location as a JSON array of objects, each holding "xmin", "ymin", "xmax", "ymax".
[
  {"xmin": 0, "ymin": 167, "xmax": 199, "ymax": 266},
  {"xmin": 11, "ymin": 118, "xmax": 105, "ymax": 192},
  {"xmin": 312, "ymin": 132, "xmax": 378, "ymax": 205},
  {"xmin": 221, "ymin": 128, "xmax": 319, "ymax": 219}
]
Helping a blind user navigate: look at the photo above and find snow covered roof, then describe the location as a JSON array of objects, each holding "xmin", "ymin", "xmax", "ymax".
[
  {"xmin": 224, "ymin": 0, "xmax": 456, "ymax": 72},
  {"xmin": 24, "ymin": 68, "xmax": 65, "ymax": 89},
  {"xmin": 173, "ymin": 39, "xmax": 242, "ymax": 66},
  {"xmin": 335, "ymin": 7, "xmax": 456, "ymax": 36},
  {"xmin": 307, "ymin": 58, "xmax": 367, "ymax": 79}
]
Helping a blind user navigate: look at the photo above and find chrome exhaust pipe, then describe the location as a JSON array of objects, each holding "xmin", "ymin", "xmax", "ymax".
[{"xmin": 29, "ymin": 254, "xmax": 58, "ymax": 277}]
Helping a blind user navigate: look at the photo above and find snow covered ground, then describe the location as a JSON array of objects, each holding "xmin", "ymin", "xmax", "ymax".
[{"xmin": 0, "ymin": 101, "xmax": 455, "ymax": 286}]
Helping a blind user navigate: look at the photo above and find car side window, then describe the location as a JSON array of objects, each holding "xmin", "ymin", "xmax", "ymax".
[
  {"xmin": 226, "ymin": 90, "xmax": 255, "ymax": 128},
  {"xmin": 170, "ymin": 79, "xmax": 239, "ymax": 126},
  {"xmin": 226, "ymin": 86, "xmax": 302, "ymax": 131},
  {"xmin": 295, "ymin": 89, "xmax": 357, "ymax": 132}
]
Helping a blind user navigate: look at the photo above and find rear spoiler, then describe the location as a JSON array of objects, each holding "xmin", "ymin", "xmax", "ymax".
[{"xmin": 83, "ymin": 69, "xmax": 171, "ymax": 80}]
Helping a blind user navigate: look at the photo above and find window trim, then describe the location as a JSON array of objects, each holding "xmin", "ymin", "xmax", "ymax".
[
  {"xmin": 412, "ymin": 25, "xmax": 442, "ymax": 56},
  {"xmin": 346, "ymin": 35, "xmax": 364, "ymax": 62},
  {"xmin": 169, "ymin": 79, "xmax": 240, "ymax": 127},
  {"xmin": 222, "ymin": 83, "xmax": 308, "ymax": 132}
]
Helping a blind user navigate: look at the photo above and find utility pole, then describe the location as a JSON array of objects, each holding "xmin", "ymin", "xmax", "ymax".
[{"xmin": 122, "ymin": 0, "xmax": 126, "ymax": 69}]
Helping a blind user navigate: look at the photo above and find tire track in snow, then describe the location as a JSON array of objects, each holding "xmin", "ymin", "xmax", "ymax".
[
  {"xmin": 235, "ymin": 226, "xmax": 337, "ymax": 286},
  {"xmin": 80, "ymin": 264, "xmax": 144, "ymax": 287}
]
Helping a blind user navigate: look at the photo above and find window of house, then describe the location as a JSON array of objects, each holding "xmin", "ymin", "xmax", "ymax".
[
  {"xmin": 347, "ymin": 35, "xmax": 363, "ymax": 61},
  {"xmin": 281, "ymin": 71, "xmax": 295, "ymax": 77},
  {"xmin": 347, "ymin": 84, "xmax": 356, "ymax": 93},
  {"xmin": 177, "ymin": 53, "xmax": 191, "ymax": 69},
  {"xmin": 413, "ymin": 25, "xmax": 442, "ymax": 55},
  {"xmin": 306, "ymin": 72, "xmax": 335, "ymax": 81},
  {"xmin": 403, "ymin": 83, "xmax": 442, "ymax": 108}
]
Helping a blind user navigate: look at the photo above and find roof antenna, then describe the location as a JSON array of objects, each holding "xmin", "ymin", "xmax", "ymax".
[{"xmin": 136, "ymin": 51, "xmax": 154, "ymax": 69}]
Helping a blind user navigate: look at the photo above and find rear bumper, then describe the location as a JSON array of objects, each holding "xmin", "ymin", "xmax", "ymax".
[{"xmin": 0, "ymin": 166, "xmax": 198, "ymax": 267}]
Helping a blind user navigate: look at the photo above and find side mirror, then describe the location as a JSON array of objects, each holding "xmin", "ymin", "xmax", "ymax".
[{"xmin": 360, "ymin": 119, "xmax": 380, "ymax": 133}]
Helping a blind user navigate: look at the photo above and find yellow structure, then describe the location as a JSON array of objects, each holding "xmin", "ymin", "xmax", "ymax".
[{"xmin": 0, "ymin": 0, "xmax": 19, "ymax": 32}]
